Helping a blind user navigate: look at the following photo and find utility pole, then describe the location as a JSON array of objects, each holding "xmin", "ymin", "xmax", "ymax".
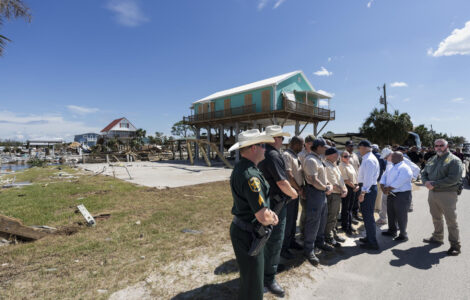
[{"xmin": 379, "ymin": 84, "xmax": 388, "ymax": 113}]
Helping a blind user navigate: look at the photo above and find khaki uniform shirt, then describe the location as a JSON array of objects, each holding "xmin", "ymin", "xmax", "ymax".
[
  {"xmin": 325, "ymin": 159, "xmax": 346, "ymax": 194},
  {"xmin": 303, "ymin": 152, "xmax": 328, "ymax": 187},
  {"xmin": 339, "ymin": 161, "xmax": 358, "ymax": 185},
  {"xmin": 283, "ymin": 149, "xmax": 304, "ymax": 188},
  {"xmin": 298, "ymin": 149, "xmax": 311, "ymax": 166},
  {"xmin": 348, "ymin": 151, "xmax": 361, "ymax": 172}
]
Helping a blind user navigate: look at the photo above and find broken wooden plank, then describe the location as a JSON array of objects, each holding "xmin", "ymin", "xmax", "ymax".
[
  {"xmin": 209, "ymin": 143, "xmax": 233, "ymax": 169},
  {"xmin": 186, "ymin": 140, "xmax": 194, "ymax": 165},
  {"xmin": 0, "ymin": 215, "xmax": 49, "ymax": 240},
  {"xmin": 198, "ymin": 141, "xmax": 211, "ymax": 167}
]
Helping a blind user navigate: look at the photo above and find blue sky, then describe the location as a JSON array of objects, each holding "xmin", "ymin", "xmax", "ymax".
[{"xmin": 0, "ymin": 0, "xmax": 469, "ymax": 142}]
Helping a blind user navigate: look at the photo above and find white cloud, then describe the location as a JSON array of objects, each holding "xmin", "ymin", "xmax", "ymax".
[
  {"xmin": 428, "ymin": 21, "xmax": 470, "ymax": 57},
  {"xmin": 327, "ymin": 57, "xmax": 332, "ymax": 62},
  {"xmin": 67, "ymin": 105, "xmax": 99, "ymax": 114},
  {"xmin": 451, "ymin": 97, "xmax": 464, "ymax": 103},
  {"xmin": 106, "ymin": 0, "xmax": 148, "ymax": 27},
  {"xmin": 0, "ymin": 111, "xmax": 100, "ymax": 141},
  {"xmin": 313, "ymin": 67, "xmax": 333, "ymax": 77},
  {"xmin": 367, "ymin": 0, "xmax": 374, "ymax": 8},
  {"xmin": 258, "ymin": 0, "xmax": 269, "ymax": 10},
  {"xmin": 273, "ymin": 0, "xmax": 287, "ymax": 9},
  {"xmin": 390, "ymin": 81, "xmax": 408, "ymax": 87}
]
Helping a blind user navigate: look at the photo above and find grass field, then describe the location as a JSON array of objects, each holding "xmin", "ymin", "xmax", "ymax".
[{"xmin": 0, "ymin": 166, "xmax": 235, "ymax": 299}]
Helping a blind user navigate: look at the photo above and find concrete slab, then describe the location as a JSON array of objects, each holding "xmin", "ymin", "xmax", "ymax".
[{"xmin": 79, "ymin": 161, "xmax": 232, "ymax": 189}]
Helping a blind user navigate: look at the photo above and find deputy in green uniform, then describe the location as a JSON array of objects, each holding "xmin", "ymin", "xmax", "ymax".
[{"xmin": 229, "ymin": 129, "xmax": 279, "ymax": 300}]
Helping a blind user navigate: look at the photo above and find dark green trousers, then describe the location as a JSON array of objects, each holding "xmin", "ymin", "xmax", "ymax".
[
  {"xmin": 264, "ymin": 205, "xmax": 287, "ymax": 284},
  {"xmin": 230, "ymin": 222, "xmax": 264, "ymax": 300}
]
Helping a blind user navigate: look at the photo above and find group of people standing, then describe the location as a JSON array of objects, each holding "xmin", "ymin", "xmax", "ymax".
[{"xmin": 228, "ymin": 126, "xmax": 464, "ymax": 300}]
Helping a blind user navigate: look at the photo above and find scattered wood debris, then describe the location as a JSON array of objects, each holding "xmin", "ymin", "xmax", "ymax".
[
  {"xmin": 93, "ymin": 213, "xmax": 111, "ymax": 220},
  {"xmin": 0, "ymin": 214, "xmax": 49, "ymax": 241},
  {"xmin": 1, "ymin": 176, "xmax": 32, "ymax": 189}
]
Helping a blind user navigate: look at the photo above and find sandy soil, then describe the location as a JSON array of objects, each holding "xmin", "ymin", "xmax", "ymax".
[{"xmin": 79, "ymin": 161, "xmax": 232, "ymax": 189}]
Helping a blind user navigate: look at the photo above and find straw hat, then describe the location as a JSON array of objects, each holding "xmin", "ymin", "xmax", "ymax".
[
  {"xmin": 265, "ymin": 125, "xmax": 291, "ymax": 137},
  {"xmin": 228, "ymin": 129, "xmax": 275, "ymax": 152}
]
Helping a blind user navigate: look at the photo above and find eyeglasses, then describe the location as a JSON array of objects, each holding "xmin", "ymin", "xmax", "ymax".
[
  {"xmin": 342, "ymin": 155, "xmax": 350, "ymax": 158},
  {"xmin": 253, "ymin": 143, "xmax": 265, "ymax": 148},
  {"xmin": 434, "ymin": 144, "xmax": 445, "ymax": 148}
]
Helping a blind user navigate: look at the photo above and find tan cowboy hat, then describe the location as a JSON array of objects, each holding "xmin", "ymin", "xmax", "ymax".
[
  {"xmin": 228, "ymin": 129, "xmax": 275, "ymax": 152},
  {"xmin": 265, "ymin": 125, "xmax": 291, "ymax": 137}
]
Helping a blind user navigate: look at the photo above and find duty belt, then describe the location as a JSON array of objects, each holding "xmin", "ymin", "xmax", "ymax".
[
  {"xmin": 232, "ymin": 216, "xmax": 254, "ymax": 233},
  {"xmin": 306, "ymin": 183, "xmax": 324, "ymax": 192}
]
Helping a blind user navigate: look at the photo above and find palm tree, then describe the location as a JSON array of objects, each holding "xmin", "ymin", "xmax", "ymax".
[
  {"xmin": 0, "ymin": 0, "xmax": 31, "ymax": 56},
  {"xmin": 360, "ymin": 108, "xmax": 413, "ymax": 146}
]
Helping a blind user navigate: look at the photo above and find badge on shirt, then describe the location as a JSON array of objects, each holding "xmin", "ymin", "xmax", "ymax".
[{"xmin": 248, "ymin": 177, "xmax": 261, "ymax": 193}]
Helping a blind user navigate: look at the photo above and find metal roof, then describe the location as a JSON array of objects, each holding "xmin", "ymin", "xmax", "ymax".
[{"xmin": 193, "ymin": 70, "xmax": 315, "ymax": 105}]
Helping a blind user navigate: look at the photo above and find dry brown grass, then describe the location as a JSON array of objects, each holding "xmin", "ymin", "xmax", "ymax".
[{"xmin": 0, "ymin": 166, "xmax": 235, "ymax": 299}]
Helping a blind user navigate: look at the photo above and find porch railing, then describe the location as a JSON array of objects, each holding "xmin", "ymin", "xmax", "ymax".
[
  {"xmin": 184, "ymin": 99, "xmax": 335, "ymax": 123},
  {"xmin": 282, "ymin": 99, "xmax": 335, "ymax": 119}
]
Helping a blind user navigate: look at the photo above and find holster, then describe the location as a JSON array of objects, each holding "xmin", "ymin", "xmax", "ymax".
[{"xmin": 232, "ymin": 216, "xmax": 272, "ymax": 256}]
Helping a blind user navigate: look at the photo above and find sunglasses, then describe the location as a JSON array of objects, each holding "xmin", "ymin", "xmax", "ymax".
[
  {"xmin": 253, "ymin": 143, "xmax": 266, "ymax": 148},
  {"xmin": 342, "ymin": 155, "xmax": 350, "ymax": 158},
  {"xmin": 434, "ymin": 144, "xmax": 445, "ymax": 148}
]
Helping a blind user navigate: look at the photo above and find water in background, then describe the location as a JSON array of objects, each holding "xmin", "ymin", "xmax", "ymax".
[{"xmin": 0, "ymin": 164, "xmax": 31, "ymax": 173}]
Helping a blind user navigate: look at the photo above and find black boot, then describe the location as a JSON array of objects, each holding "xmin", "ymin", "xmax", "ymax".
[
  {"xmin": 447, "ymin": 244, "xmax": 461, "ymax": 256},
  {"xmin": 265, "ymin": 280, "xmax": 285, "ymax": 297}
]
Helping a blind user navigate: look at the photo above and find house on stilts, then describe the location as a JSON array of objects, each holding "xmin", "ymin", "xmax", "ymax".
[{"xmin": 183, "ymin": 70, "xmax": 335, "ymax": 161}]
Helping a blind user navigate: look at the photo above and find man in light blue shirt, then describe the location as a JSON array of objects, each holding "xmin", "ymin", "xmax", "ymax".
[
  {"xmin": 357, "ymin": 140, "xmax": 380, "ymax": 250},
  {"xmin": 380, "ymin": 152, "xmax": 413, "ymax": 242}
]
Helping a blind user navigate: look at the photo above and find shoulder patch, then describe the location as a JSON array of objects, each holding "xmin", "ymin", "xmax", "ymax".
[{"xmin": 248, "ymin": 177, "xmax": 261, "ymax": 193}]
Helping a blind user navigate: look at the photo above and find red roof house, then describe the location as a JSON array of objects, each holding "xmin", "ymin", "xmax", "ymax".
[{"xmin": 100, "ymin": 117, "xmax": 137, "ymax": 139}]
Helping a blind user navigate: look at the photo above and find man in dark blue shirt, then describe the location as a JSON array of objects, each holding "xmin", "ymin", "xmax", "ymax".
[{"xmin": 258, "ymin": 125, "xmax": 298, "ymax": 297}]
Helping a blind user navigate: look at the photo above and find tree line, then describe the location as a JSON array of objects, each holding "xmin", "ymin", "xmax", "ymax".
[{"xmin": 359, "ymin": 108, "xmax": 467, "ymax": 147}]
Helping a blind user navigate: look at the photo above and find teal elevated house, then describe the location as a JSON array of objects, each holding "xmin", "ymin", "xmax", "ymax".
[{"xmin": 183, "ymin": 70, "xmax": 335, "ymax": 157}]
